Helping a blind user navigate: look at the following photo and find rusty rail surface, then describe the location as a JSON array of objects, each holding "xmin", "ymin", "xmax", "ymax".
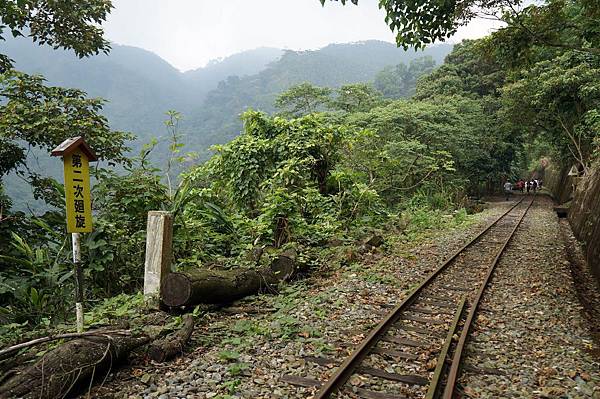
[
  {"xmin": 296, "ymin": 196, "xmax": 536, "ymax": 399},
  {"xmin": 441, "ymin": 195, "xmax": 535, "ymax": 399}
]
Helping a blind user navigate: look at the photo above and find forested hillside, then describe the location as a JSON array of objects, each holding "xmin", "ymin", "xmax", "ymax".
[
  {"xmin": 3, "ymin": 36, "xmax": 450, "ymax": 151},
  {"xmin": 3, "ymin": 37, "xmax": 451, "ymax": 209},
  {"xmin": 187, "ymin": 41, "xmax": 451, "ymax": 150},
  {"xmin": 2, "ymin": 35, "xmax": 283, "ymax": 137}
]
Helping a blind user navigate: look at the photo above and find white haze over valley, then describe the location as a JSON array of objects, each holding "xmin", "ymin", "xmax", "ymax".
[{"xmin": 105, "ymin": 0, "xmax": 502, "ymax": 71}]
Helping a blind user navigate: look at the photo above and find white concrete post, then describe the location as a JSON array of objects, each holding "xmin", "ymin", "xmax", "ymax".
[{"xmin": 144, "ymin": 211, "xmax": 173, "ymax": 308}]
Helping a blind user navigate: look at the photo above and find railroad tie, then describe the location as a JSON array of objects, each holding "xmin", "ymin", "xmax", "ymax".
[
  {"xmin": 381, "ymin": 335, "xmax": 430, "ymax": 348},
  {"xmin": 421, "ymin": 294, "xmax": 457, "ymax": 303},
  {"xmin": 402, "ymin": 314, "xmax": 446, "ymax": 325},
  {"xmin": 440, "ymin": 285, "xmax": 471, "ymax": 292},
  {"xmin": 345, "ymin": 387, "xmax": 408, "ymax": 399},
  {"xmin": 357, "ymin": 366, "xmax": 428, "ymax": 385},
  {"xmin": 410, "ymin": 306, "xmax": 454, "ymax": 316},
  {"xmin": 371, "ymin": 347, "xmax": 419, "ymax": 360},
  {"xmin": 419, "ymin": 299, "xmax": 456, "ymax": 309},
  {"xmin": 303, "ymin": 356, "xmax": 340, "ymax": 367},
  {"xmin": 394, "ymin": 323, "xmax": 445, "ymax": 337},
  {"xmin": 280, "ymin": 375, "xmax": 322, "ymax": 388}
]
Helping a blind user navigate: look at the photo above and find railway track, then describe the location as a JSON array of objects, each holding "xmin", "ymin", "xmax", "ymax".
[{"xmin": 282, "ymin": 196, "xmax": 535, "ymax": 398}]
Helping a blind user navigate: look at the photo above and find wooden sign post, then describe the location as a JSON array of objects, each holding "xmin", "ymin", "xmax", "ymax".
[{"xmin": 52, "ymin": 137, "xmax": 97, "ymax": 332}]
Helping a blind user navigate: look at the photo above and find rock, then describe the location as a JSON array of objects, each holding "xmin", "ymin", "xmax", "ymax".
[{"xmin": 364, "ymin": 235, "xmax": 384, "ymax": 248}]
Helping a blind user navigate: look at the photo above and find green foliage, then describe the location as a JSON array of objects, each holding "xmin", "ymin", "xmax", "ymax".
[
  {"xmin": 0, "ymin": 71, "xmax": 132, "ymax": 173},
  {"xmin": 344, "ymin": 96, "xmax": 501, "ymax": 196},
  {"xmin": 330, "ymin": 83, "xmax": 384, "ymax": 112},
  {"xmin": 274, "ymin": 82, "xmax": 332, "ymax": 117},
  {"xmin": 228, "ymin": 362, "xmax": 249, "ymax": 376},
  {"xmin": 322, "ymin": 0, "xmax": 516, "ymax": 49},
  {"xmin": 218, "ymin": 350, "xmax": 241, "ymax": 362},
  {"xmin": 374, "ymin": 56, "xmax": 436, "ymax": 98},
  {"xmin": 501, "ymin": 51, "xmax": 600, "ymax": 172},
  {"xmin": 484, "ymin": 0, "xmax": 600, "ymax": 67},
  {"xmin": 0, "ymin": 70, "xmax": 134, "ymax": 215},
  {"xmin": 84, "ymin": 292, "xmax": 145, "ymax": 327},
  {"xmin": 0, "ymin": 0, "xmax": 113, "ymax": 71},
  {"xmin": 0, "ymin": 220, "xmax": 72, "ymax": 325},
  {"xmin": 415, "ymin": 40, "xmax": 505, "ymax": 99},
  {"xmin": 184, "ymin": 111, "xmax": 354, "ymax": 251}
]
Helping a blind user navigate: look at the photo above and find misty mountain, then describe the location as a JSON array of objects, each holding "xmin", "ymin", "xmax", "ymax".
[
  {"xmin": 182, "ymin": 47, "xmax": 284, "ymax": 91},
  {"xmin": 3, "ymin": 37, "xmax": 452, "ymax": 209},
  {"xmin": 187, "ymin": 41, "xmax": 452, "ymax": 149},
  {"xmin": 2, "ymin": 36, "xmax": 283, "ymax": 136}
]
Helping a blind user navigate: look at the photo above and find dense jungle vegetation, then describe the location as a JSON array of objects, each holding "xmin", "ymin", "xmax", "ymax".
[{"xmin": 0, "ymin": 0, "xmax": 599, "ymax": 342}]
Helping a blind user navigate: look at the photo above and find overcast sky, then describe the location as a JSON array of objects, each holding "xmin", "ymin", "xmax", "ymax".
[{"xmin": 104, "ymin": 0, "xmax": 502, "ymax": 72}]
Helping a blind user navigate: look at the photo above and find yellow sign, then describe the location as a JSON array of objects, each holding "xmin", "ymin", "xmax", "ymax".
[{"xmin": 63, "ymin": 148, "xmax": 93, "ymax": 233}]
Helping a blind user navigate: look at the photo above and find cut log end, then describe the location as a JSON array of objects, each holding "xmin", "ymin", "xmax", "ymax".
[{"xmin": 162, "ymin": 273, "xmax": 192, "ymax": 307}]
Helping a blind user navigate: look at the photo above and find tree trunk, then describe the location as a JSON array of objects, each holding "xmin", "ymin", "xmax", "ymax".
[
  {"xmin": 161, "ymin": 251, "xmax": 300, "ymax": 307},
  {"xmin": 161, "ymin": 268, "xmax": 281, "ymax": 307},
  {"xmin": 147, "ymin": 314, "xmax": 194, "ymax": 362},
  {"xmin": 0, "ymin": 334, "xmax": 149, "ymax": 399}
]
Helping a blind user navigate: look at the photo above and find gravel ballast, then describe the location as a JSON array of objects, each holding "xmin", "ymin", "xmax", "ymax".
[
  {"xmin": 459, "ymin": 196, "xmax": 600, "ymax": 398},
  {"xmin": 86, "ymin": 197, "xmax": 600, "ymax": 399}
]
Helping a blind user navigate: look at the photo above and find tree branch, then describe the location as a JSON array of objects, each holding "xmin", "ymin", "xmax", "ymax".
[{"xmin": 557, "ymin": 114, "xmax": 589, "ymax": 174}]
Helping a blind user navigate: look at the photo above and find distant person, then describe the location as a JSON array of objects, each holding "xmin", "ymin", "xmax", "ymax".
[
  {"xmin": 526, "ymin": 181, "xmax": 530, "ymax": 194},
  {"xmin": 517, "ymin": 179, "xmax": 525, "ymax": 192},
  {"xmin": 532, "ymin": 179, "xmax": 538, "ymax": 193},
  {"xmin": 504, "ymin": 181, "xmax": 513, "ymax": 201}
]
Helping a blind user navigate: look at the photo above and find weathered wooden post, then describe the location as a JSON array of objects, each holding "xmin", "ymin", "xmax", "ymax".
[{"xmin": 144, "ymin": 211, "xmax": 173, "ymax": 308}]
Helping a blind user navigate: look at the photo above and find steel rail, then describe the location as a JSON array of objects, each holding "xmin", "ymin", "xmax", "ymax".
[
  {"xmin": 314, "ymin": 198, "xmax": 526, "ymax": 399},
  {"xmin": 442, "ymin": 195, "xmax": 535, "ymax": 399},
  {"xmin": 425, "ymin": 297, "xmax": 466, "ymax": 399}
]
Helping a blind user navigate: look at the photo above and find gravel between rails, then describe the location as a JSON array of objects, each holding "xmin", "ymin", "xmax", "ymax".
[
  {"xmin": 84, "ymin": 198, "xmax": 597, "ymax": 399},
  {"xmin": 458, "ymin": 196, "xmax": 600, "ymax": 399}
]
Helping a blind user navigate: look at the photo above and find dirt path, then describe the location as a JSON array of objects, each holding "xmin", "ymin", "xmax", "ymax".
[{"xmin": 88, "ymin": 197, "xmax": 600, "ymax": 399}]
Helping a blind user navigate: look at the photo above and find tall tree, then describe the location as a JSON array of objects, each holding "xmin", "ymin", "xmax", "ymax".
[
  {"xmin": 501, "ymin": 51, "xmax": 600, "ymax": 173},
  {"xmin": 274, "ymin": 82, "xmax": 332, "ymax": 117},
  {"xmin": 331, "ymin": 84, "xmax": 383, "ymax": 112}
]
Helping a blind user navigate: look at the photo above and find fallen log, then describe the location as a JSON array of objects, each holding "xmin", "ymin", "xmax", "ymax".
[
  {"xmin": 0, "ymin": 333, "xmax": 150, "ymax": 399},
  {"xmin": 147, "ymin": 314, "xmax": 194, "ymax": 362},
  {"xmin": 269, "ymin": 249, "xmax": 298, "ymax": 280},
  {"xmin": 162, "ymin": 250, "xmax": 302, "ymax": 307},
  {"xmin": 0, "ymin": 329, "xmax": 130, "ymax": 360},
  {"xmin": 161, "ymin": 267, "xmax": 281, "ymax": 307}
]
